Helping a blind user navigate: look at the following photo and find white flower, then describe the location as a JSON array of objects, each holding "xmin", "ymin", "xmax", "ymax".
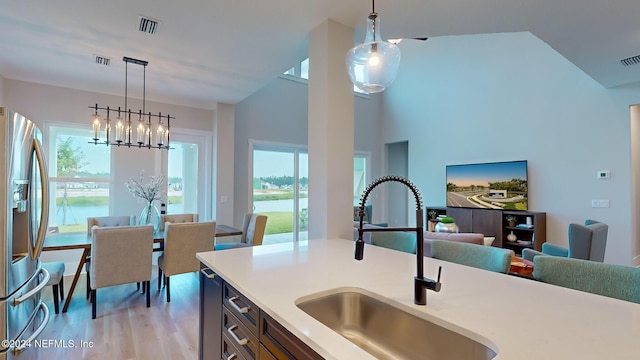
[{"xmin": 125, "ymin": 171, "xmax": 166, "ymax": 203}]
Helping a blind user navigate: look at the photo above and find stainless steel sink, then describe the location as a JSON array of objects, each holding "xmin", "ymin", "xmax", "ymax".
[{"xmin": 296, "ymin": 289, "xmax": 497, "ymax": 360}]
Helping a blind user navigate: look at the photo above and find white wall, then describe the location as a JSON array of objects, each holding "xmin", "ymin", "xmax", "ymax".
[
  {"xmin": 382, "ymin": 32, "xmax": 640, "ymax": 265},
  {"xmin": 214, "ymin": 103, "xmax": 235, "ymax": 226},
  {"xmin": 630, "ymin": 105, "xmax": 640, "ymax": 267},
  {"xmin": 0, "ymin": 76, "xmax": 5, "ymax": 105},
  {"xmin": 234, "ymin": 76, "xmax": 383, "ymax": 228}
]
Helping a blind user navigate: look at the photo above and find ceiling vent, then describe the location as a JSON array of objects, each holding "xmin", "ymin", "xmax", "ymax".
[
  {"xmin": 94, "ymin": 55, "xmax": 111, "ymax": 66},
  {"xmin": 138, "ymin": 15, "xmax": 160, "ymax": 35},
  {"xmin": 620, "ymin": 54, "xmax": 640, "ymax": 67}
]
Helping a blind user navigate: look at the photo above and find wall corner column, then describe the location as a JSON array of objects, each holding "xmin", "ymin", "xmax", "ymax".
[{"xmin": 307, "ymin": 19, "xmax": 355, "ymax": 240}]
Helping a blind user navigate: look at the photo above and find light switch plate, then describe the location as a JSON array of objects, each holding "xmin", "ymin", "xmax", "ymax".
[
  {"xmin": 597, "ymin": 171, "xmax": 610, "ymax": 179},
  {"xmin": 591, "ymin": 199, "xmax": 610, "ymax": 208}
]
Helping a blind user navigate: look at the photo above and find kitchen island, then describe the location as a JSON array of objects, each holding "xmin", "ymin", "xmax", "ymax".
[{"xmin": 196, "ymin": 238, "xmax": 640, "ymax": 359}]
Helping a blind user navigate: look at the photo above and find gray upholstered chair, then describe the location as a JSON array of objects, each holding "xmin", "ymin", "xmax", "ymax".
[
  {"xmin": 85, "ymin": 215, "xmax": 137, "ymax": 298},
  {"xmin": 42, "ymin": 261, "xmax": 65, "ymax": 314},
  {"xmin": 522, "ymin": 220, "xmax": 608, "ymax": 262},
  {"xmin": 430, "ymin": 239, "xmax": 514, "ymax": 274},
  {"xmin": 159, "ymin": 213, "xmax": 199, "ymax": 231},
  {"xmin": 90, "ymin": 225, "xmax": 154, "ymax": 319},
  {"xmin": 214, "ymin": 213, "xmax": 267, "ymax": 250},
  {"xmin": 158, "ymin": 221, "xmax": 216, "ymax": 302},
  {"xmin": 87, "ymin": 215, "xmax": 136, "ymax": 235},
  {"xmin": 533, "ymin": 256, "xmax": 640, "ymax": 303}
]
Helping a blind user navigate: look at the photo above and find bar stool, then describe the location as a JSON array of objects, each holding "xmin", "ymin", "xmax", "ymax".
[{"xmin": 42, "ymin": 262, "xmax": 65, "ymax": 314}]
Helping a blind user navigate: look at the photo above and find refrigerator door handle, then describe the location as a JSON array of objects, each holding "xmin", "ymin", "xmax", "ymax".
[
  {"xmin": 12, "ymin": 268, "xmax": 49, "ymax": 306},
  {"xmin": 31, "ymin": 138, "xmax": 49, "ymax": 260},
  {"xmin": 12, "ymin": 302, "xmax": 50, "ymax": 356}
]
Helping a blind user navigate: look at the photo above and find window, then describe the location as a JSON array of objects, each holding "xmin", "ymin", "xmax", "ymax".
[
  {"xmin": 252, "ymin": 146, "xmax": 308, "ymax": 244},
  {"xmin": 252, "ymin": 142, "xmax": 369, "ymax": 243},
  {"xmin": 48, "ymin": 125, "xmax": 111, "ymax": 233},
  {"xmin": 300, "ymin": 58, "xmax": 309, "ymax": 80},
  {"xmin": 281, "ymin": 58, "xmax": 368, "ymax": 94},
  {"xmin": 354, "ymin": 155, "xmax": 369, "ymax": 205}
]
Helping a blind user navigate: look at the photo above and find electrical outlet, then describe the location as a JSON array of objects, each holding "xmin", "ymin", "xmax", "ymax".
[
  {"xmin": 591, "ymin": 199, "xmax": 610, "ymax": 208},
  {"xmin": 597, "ymin": 171, "xmax": 610, "ymax": 179}
]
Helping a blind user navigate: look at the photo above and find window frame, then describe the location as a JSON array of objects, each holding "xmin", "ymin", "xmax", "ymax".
[{"xmin": 44, "ymin": 121, "xmax": 113, "ymax": 230}]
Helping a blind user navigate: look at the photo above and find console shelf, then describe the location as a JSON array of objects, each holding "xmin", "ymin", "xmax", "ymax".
[{"xmin": 426, "ymin": 207, "xmax": 546, "ymax": 255}]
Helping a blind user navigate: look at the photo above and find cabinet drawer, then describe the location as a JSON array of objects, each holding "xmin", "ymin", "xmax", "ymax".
[
  {"xmin": 223, "ymin": 306, "xmax": 259, "ymax": 360},
  {"xmin": 259, "ymin": 311, "xmax": 323, "ymax": 360},
  {"xmin": 222, "ymin": 333, "xmax": 248, "ymax": 360},
  {"xmin": 224, "ymin": 282, "xmax": 259, "ymax": 334},
  {"xmin": 259, "ymin": 344, "xmax": 278, "ymax": 360}
]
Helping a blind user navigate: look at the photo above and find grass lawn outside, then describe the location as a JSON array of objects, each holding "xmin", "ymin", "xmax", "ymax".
[{"xmin": 258, "ymin": 211, "xmax": 297, "ymax": 235}]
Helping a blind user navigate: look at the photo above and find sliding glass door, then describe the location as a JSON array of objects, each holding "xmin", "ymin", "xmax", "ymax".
[{"xmin": 252, "ymin": 145, "xmax": 307, "ymax": 243}]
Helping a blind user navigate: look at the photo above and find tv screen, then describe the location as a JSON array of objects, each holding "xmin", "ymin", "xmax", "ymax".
[{"xmin": 446, "ymin": 160, "xmax": 528, "ymax": 210}]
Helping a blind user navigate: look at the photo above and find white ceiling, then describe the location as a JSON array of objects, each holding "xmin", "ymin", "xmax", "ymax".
[{"xmin": 2, "ymin": 0, "xmax": 640, "ymax": 110}]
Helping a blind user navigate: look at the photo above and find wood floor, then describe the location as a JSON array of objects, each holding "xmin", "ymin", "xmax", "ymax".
[{"xmin": 23, "ymin": 266, "xmax": 200, "ymax": 360}]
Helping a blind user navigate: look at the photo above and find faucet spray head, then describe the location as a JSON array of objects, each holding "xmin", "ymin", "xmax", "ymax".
[{"xmin": 355, "ymin": 240, "xmax": 365, "ymax": 260}]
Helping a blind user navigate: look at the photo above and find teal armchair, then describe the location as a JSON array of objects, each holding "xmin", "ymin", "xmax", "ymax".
[
  {"xmin": 533, "ymin": 256, "xmax": 640, "ymax": 303},
  {"xmin": 370, "ymin": 231, "xmax": 417, "ymax": 254},
  {"xmin": 430, "ymin": 240, "xmax": 513, "ymax": 274},
  {"xmin": 522, "ymin": 220, "xmax": 608, "ymax": 262}
]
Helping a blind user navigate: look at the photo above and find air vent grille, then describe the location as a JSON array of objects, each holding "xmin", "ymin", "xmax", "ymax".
[
  {"xmin": 94, "ymin": 55, "xmax": 111, "ymax": 66},
  {"xmin": 139, "ymin": 16, "xmax": 160, "ymax": 34},
  {"xmin": 620, "ymin": 55, "xmax": 640, "ymax": 67}
]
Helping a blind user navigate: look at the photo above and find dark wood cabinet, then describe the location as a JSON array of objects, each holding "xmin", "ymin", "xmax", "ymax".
[
  {"xmin": 200, "ymin": 267, "xmax": 322, "ymax": 360},
  {"xmin": 260, "ymin": 311, "xmax": 323, "ymax": 360},
  {"xmin": 502, "ymin": 211, "xmax": 546, "ymax": 255},
  {"xmin": 428, "ymin": 207, "xmax": 546, "ymax": 253},
  {"xmin": 199, "ymin": 267, "xmax": 223, "ymax": 360},
  {"xmin": 446, "ymin": 207, "xmax": 504, "ymax": 246}
]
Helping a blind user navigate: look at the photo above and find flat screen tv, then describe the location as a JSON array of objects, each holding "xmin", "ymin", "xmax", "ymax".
[{"xmin": 446, "ymin": 160, "xmax": 528, "ymax": 210}]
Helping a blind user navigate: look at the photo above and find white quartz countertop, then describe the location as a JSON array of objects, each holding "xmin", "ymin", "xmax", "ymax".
[{"xmin": 196, "ymin": 239, "xmax": 640, "ymax": 360}]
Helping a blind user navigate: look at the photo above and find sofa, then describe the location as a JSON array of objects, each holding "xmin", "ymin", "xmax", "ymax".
[{"xmin": 353, "ymin": 222, "xmax": 484, "ymax": 256}]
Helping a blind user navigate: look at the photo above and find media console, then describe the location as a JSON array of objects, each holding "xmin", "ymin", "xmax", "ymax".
[{"xmin": 426, "ymin": 207, "xmax": 546, "ymax": 255}]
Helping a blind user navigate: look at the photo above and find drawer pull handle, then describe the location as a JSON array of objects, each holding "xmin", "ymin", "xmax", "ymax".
[
  {"xmin": 225, "ymin": 352, "xmax": 237, "ymax": 360},
  {"xmin": 227, "ymin": 296, "xmax": 250, "ymax": 313},
  {"xmin": 227, "ymin": 324, "xmax": 249, "ymax": 345},
  {"xmin": 200, "ymin": 268, "xmax": 216, "ymax": 279}
]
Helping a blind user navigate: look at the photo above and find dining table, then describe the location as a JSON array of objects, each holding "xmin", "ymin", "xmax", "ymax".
[{"xmin": 43, "ymin": 224, "xmax": 243, "ymax": 313}]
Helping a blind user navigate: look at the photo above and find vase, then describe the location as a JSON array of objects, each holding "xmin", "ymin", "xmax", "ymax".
[
  {"xmin": 435, "ymin": 222, "xmax": 459, "ymax": 233},
  {"xmin": 139, "ymin": 201, "xmax": 161, "ymax": 234},
  {"xmin": 507, "ymin": 231, "xmax": 517, "ymax": 242}
]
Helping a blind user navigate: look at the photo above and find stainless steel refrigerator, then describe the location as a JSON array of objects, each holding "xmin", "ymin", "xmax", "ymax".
[{"xmin": 0, "ymin": 107, "xmax": 50, "ymax": 359}]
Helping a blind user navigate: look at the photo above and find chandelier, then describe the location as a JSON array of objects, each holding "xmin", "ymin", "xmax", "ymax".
[
  {"xmin": 346, "ymin": 0, "xmax": 401, "ymax": 93},
  {"xmin": 89, "ymin": 57, "xmax": 173, "ymax": 150}
]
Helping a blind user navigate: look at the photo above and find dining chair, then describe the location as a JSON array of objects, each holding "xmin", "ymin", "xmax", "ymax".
[
  {"xmin": 41, "ymin": 261, "xmax": 65, "ymax": 314},
  {"xmin": 430, "ymin": 239, "xmax": 514, "ymax": 274},
  {"xmin": 159, "ymin": 213, "xmax": 199, "ymax": 231},
  {"xmin": 522, "ymin": 220, "xmax": 608, "ymax": 262},
  {"xmin": 214, "ymin": 213, "xmax": 267, "ymax": 250},
  {"xmin": 533, "ymin": 256, "xmax": 640, "ymax": 303},
  {"xmin": 85, "ymin": 215, "xmax": 137, "ymax": 299},
  {"xmin": 158, "ymin": 221, "xmax": 216, "ymax": 302},
  {"xmin": 90, "ymin": 225, "xmax": 154, "ymax": 319}
]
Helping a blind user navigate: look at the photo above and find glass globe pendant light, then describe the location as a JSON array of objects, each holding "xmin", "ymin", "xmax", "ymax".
[{"xmin": 346, "ymin": 0, "xmax": 401, "ymax": 93}]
